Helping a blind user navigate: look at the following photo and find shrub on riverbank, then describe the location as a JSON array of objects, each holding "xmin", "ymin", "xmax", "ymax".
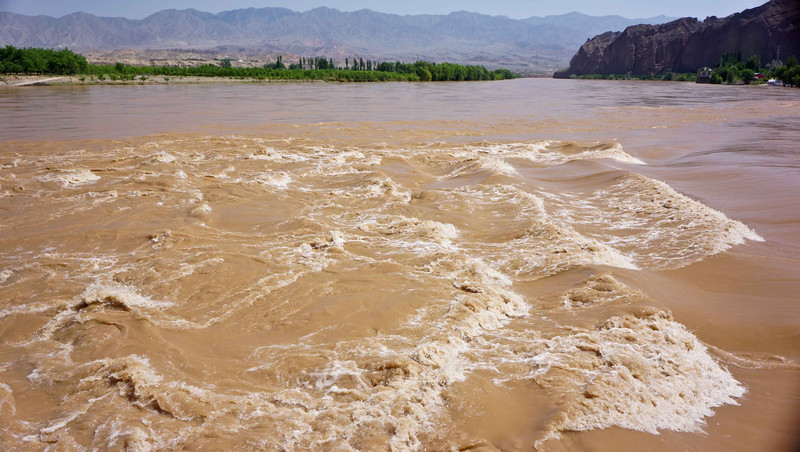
[
  {"xmin": 0, "ymin": 46, "xmax": 88, "ymax": 74},
  {"xmin": 771, "ymin": 56, "xmax": 799, "ymax": 87}
]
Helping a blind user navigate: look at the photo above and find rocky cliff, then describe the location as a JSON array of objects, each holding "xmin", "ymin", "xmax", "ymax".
[{"xmin": 554, "ymin": 0, "xmax": 800, "ymax": 77}]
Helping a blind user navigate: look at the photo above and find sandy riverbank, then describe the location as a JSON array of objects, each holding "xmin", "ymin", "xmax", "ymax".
[{"xmin": 0, "ymin": 74, "xmax": 325, "ymax": 87}]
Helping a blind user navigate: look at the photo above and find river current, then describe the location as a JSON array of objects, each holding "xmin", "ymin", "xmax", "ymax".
[{"xmin": 1, "ymin": 79, "xmax": 799, "ymax": 451}]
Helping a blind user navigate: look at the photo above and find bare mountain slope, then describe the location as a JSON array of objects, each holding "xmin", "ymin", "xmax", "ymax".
[{"xmin": 0, "ymin": 7, "xmax": 675, "ymax": 72}]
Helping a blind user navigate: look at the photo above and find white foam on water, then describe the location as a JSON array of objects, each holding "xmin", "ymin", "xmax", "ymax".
[
  {"xmin": 548, "ymin": 174, "xmax": 764, "ymax": 269},
  {"xmin": 205, "ymin": 166, "xmax": 234, "ymax": 179},
  {"xmin": 572, "ymin": 142, "xmax": 646, "ymax": 164},
  {"xmin": 191, "ymin": 203, "xmax": 212, "ymax": 215},
  {"xmin": 24, "ymin": 282, "xmax": 179, "ymax": 345},
  {"xmin": 459, "ymin": 141, "xmax": 644, "ymax": 166},
  {"xmin": 266, "ymin": 251, "xmax": 532, "ymax": 449},
  {"xmin": 76, "ymin": 282, "xmax": 174, "ymax": 311},
  {"xmin": 355, "ymin": 215, "xmax": 460, "ymax": 251},
  {"xmin": 435, "ymin": 184, "xmax": 638, "ymax": 278},
  {"xmin": 0, "ymin": 382, "xmax": 14, "ymax": 416},
  {"xmin": 493, "ymin": 221, "xmax": 639, "ymax": 279},
  {"xmin": 356, "ymin": 176, "xmax": 411, "ymax": 202},
  {"xmin": 533, "ymin": 310, "xmax": 745, "ymax": 444},
  {"xmin": 37, "ymin": 169, "xmax": 100, "ymax": 187},
  {"xmin": 560, "ymin": 272, "xmax": 642, "ymax": 309},
  {"xmin": 254, "ymin": 172, "xmax": 292, "ymax": 189},
  {"xmin": 423, "ymin": 254, "xmax": 529, "ymax": 337},
  {"xmin": 461, "ymin": 275, "xmax": 747, "ymax": 447},
  {"xmin": 484, "ymin": 155, "xmax": 519, "ymax": 176},
  {"xmin": 444, "ymin": 155, "xmax": 518, "ymax": 178},
  {"xmin": 152, "ymin": 153, "xmax": 176, "ymax": 163},
  {"xmin": 246, "ymin": 146, "xmax": 308, "ymax": 162},
  {"xmin": 0, "ymin": 158, "xmax": 20, "ymax": 169},
  {"xmin": 229, "ymin": 214, "xmax": 533, "ymax": 449},
  {"xmin": 432, "ymin": 184, "xmax": 547, "ymax": 221},
  {"xmin": 173, "ymin": 257, "xmax": 225, "ymax": 278},
  {"xmin": 23, "ymin": 346, "xmax": 449, "ymax": 451}
]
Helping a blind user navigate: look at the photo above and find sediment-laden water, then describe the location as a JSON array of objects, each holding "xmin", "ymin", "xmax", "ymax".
[{"xmin": 1, "ymin": 80, "xmax": 799, "ymax": 451}]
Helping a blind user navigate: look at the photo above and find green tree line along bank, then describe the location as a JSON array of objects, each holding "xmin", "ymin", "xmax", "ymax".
[
  {"xmin": 568, "ymin": 50, "xmax": 799, "ymax": 88},
  {"xmin": 707, "ymin": 51, "xmax": 798, "ymax": 86},
  {"xmin": 0, "ymin": 46, "xmax": 517, "ymax": 82},
  {"xmin": 0, "ymin": 46, "xmax": 89, "ymax": 75}
]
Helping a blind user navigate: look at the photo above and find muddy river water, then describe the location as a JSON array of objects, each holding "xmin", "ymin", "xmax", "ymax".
[{"xmin": 1, "ymin": 79, "xmax": 799, "ymax": 450}]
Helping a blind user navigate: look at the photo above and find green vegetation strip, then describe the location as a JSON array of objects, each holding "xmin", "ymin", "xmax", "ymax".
[
  {"xmin": 708, "ymin": 52, "xmax": 798, "ymax": 86},
  {"xmin": 568, "ymin": 51, "xmax": 799, "ymax": 87},
  {"xmin": 1, "ymin": 46, "xmax": 517, "ymax": 82}
]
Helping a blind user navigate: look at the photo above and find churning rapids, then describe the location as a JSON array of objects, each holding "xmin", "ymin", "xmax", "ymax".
[{"xmin": 1, "ymin": 80, "xmax": 799, "ymax": 451}]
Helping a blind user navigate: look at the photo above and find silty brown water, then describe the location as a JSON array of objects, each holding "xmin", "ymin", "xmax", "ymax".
[{"xmin": 0, "ymin": 79, "xmax": 798, "ymax": 450}]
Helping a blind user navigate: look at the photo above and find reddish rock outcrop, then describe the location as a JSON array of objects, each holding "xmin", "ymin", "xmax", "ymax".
[{"xmin": 554, "ymin": 0, "xmax": 800, "ymax": 77}]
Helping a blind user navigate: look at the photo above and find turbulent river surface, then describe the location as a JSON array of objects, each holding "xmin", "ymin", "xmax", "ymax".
[{"xmin": 1, "ymin": 79, "xmax": 799, "ymax": 451}]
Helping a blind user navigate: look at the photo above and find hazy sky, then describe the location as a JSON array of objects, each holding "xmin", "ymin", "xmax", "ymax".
[{"xmin": 0, "ymin": 0, "xmax": 768, "ymax": 20}]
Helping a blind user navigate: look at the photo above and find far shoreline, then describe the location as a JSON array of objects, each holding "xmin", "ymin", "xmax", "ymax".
[
  {"xmin": 5, "ymin": 75, "xmax": 789, "ymax": 89},
  {"xmin": 0, "ymin": 74, "xmax": 363, "ymax": 87}
]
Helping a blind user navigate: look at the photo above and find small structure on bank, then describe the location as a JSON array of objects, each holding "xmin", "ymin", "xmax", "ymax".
[{"xmin": 696, "ymin": 67, "xmax": 712, "ymax": 83}]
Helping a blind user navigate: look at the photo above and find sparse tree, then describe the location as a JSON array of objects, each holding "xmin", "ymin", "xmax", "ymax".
[
  {"xmin": 740, "ymin": 68, "xmax": 755, "ymax": 84},
  {"xmin": 745, "ymin": 54, "xmax": 761, "ymax": 71}
]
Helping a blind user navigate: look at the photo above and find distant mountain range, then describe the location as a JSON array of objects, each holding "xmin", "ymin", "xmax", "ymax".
[{"xmin": 0, "ymin": 7, "xmax": 676, "ymax": 72}]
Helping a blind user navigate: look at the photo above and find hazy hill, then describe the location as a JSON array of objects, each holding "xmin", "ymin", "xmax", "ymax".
[{"xmin": 0, "ymin": 7, "xmax": 675, "ymax": 72}]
